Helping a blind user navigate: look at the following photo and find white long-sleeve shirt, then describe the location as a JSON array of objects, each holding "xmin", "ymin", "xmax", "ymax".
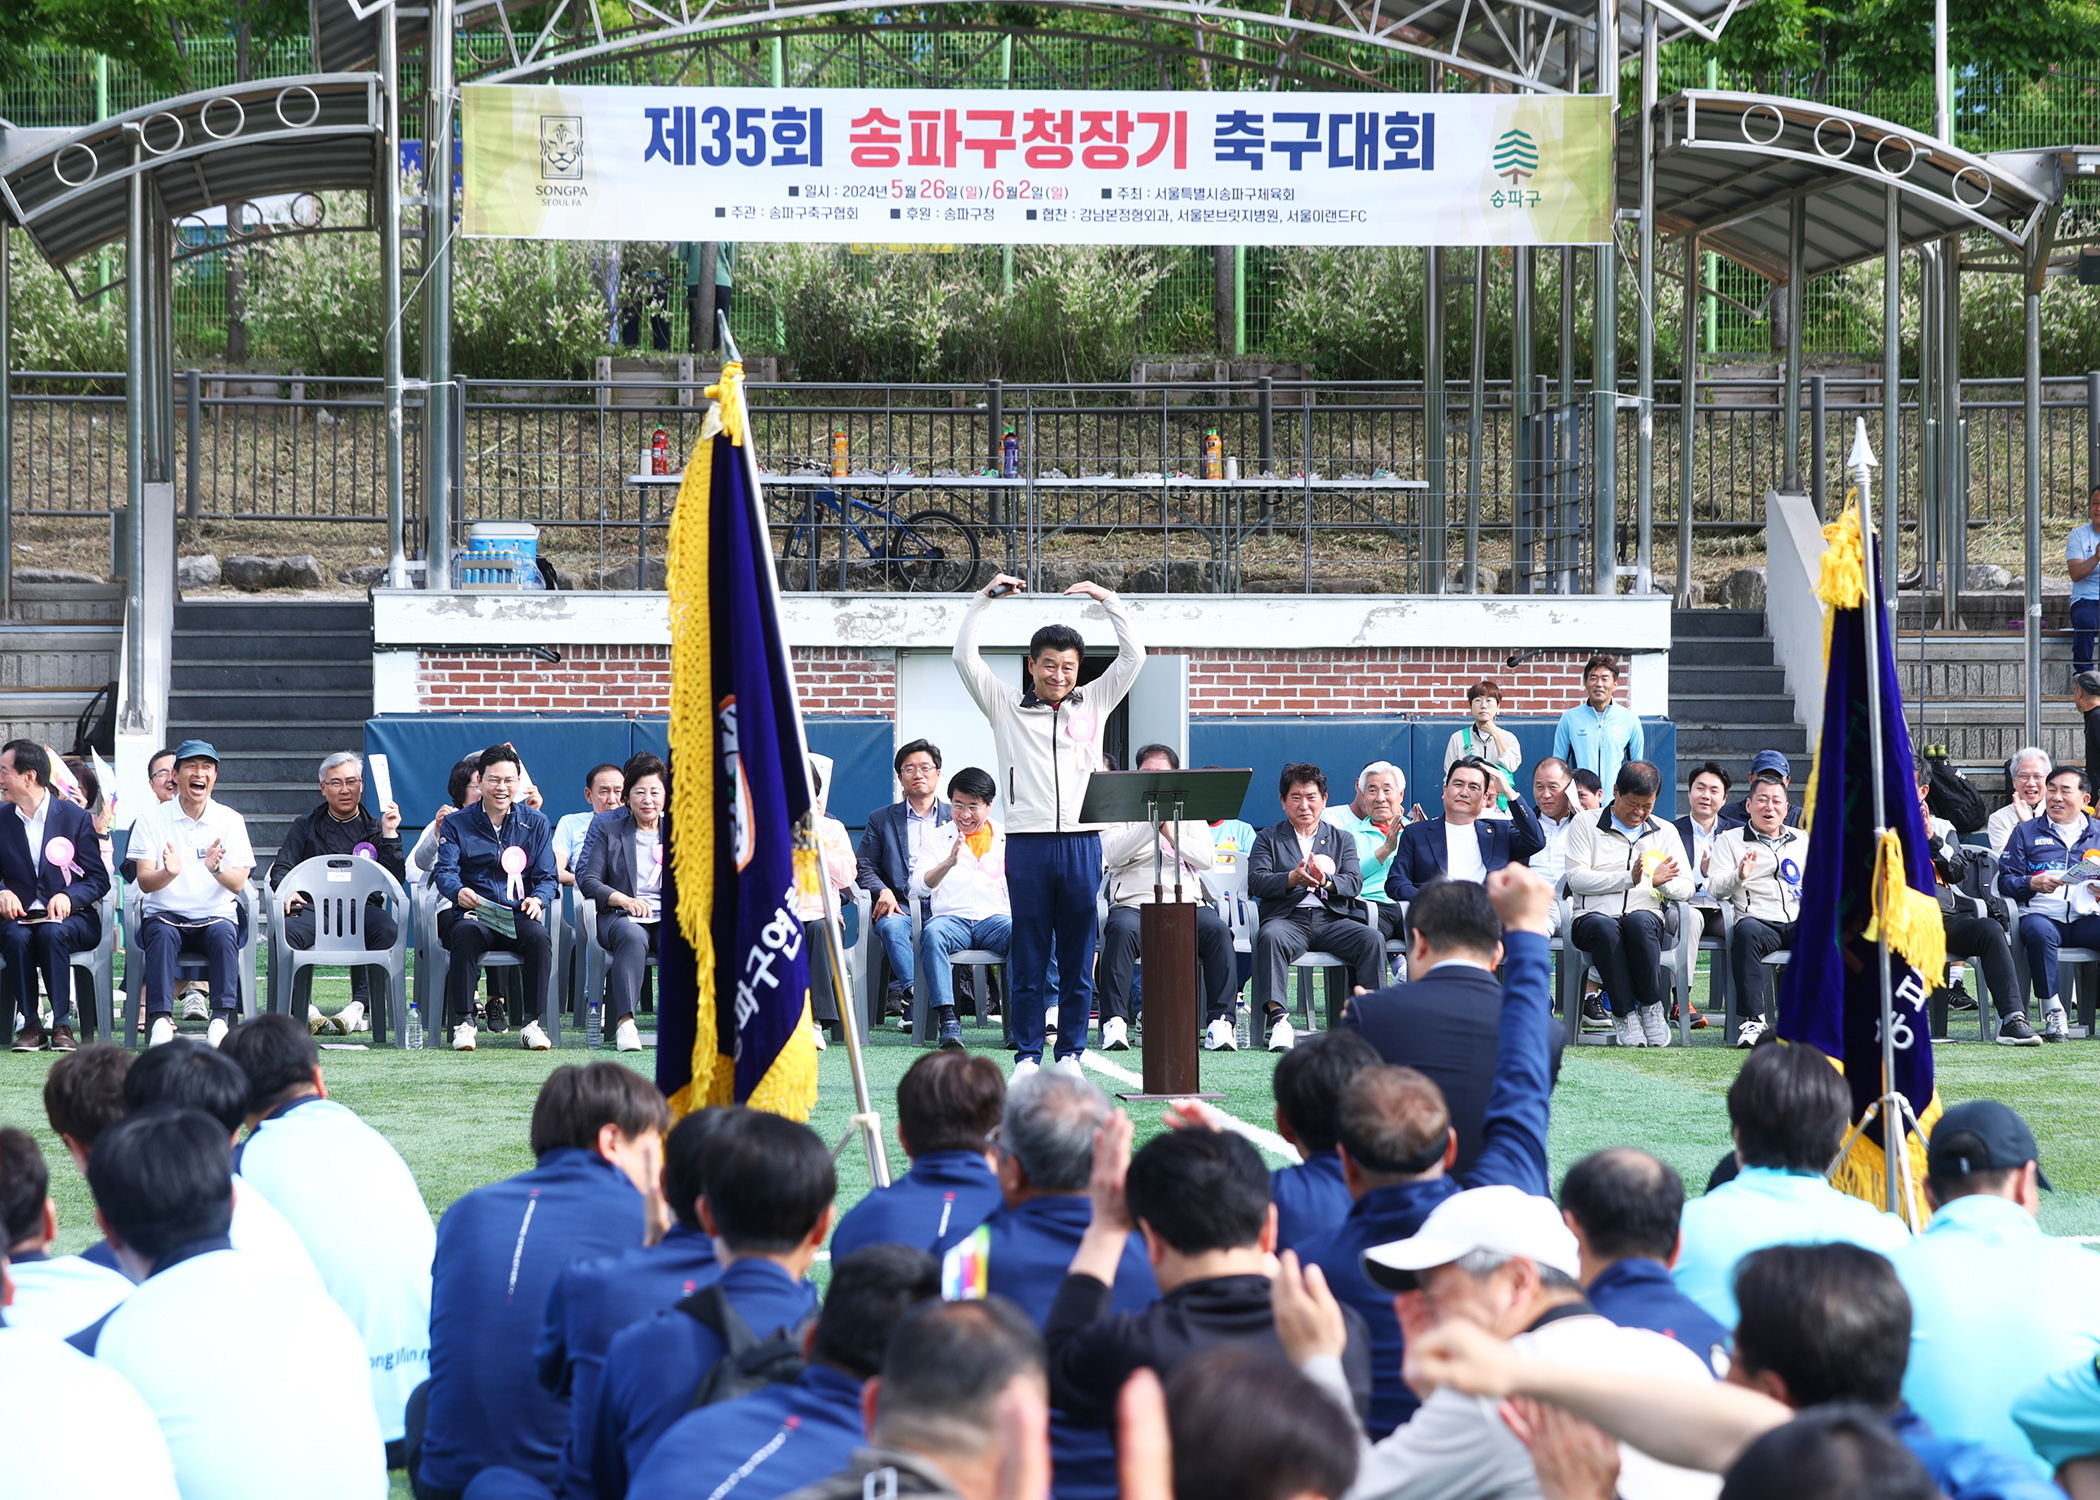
[{"xmin": 910, "ymin": 823, "xmax": 1010, "ymax": 922}]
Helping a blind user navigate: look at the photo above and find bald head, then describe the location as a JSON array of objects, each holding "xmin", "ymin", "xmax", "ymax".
[{"xmin": 1558, "ymin": 1147, "xmax": 1685, "ymax": 1266}]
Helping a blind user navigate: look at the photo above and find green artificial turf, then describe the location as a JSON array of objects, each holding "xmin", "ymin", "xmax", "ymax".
[{"xmin": 5, "ymin": 959, "xmax": 2095, "ymax": 1500}]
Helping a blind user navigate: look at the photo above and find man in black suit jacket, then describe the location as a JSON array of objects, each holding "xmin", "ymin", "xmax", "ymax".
[
  {"xmin": 0, "ymin": 740, "xmax": 110, "ymax": 1052},
  {"xmin": 1248, "ymin": 762, "xmax": 1387, "ymax": 1050},
  {"xmin": 1340, "ymin": 877, "xmax": 1565, "ymax": 1172},
  {"xmin": 1388, "ymin": 756, "xmax": 1547, "ymax": 903}
]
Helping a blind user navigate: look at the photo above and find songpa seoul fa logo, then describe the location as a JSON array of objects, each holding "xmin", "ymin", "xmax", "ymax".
[
  {"xmin": 540, "ymin": 115, "xmax": 585, "ymax": 180},
  {"xmin": 1493, "ymin": 128, "xmax": 1539, "ymax": 186}
]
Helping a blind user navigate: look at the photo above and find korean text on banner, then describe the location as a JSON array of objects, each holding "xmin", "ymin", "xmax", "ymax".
[{"xmin": 462, "ymin": 85, "xmax": 1614, "ymax": 248}]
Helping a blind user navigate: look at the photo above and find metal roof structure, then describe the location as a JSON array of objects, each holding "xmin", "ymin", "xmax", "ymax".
[
  {"xmin": 1619, "ymin": 90, "xmax": 2062, "ymax": 281},
  {"xmin": 0, "ymin": 73, "xmax": 385, "ymax": 278},
  {"xmin": 301, "ymin": 0, "xmax": 1760, "ymax": 95}
]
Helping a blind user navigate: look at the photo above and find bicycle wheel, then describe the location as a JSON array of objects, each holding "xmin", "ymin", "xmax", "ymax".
[{"xmin": 890, "ymin": 509, "xmax": 981, "ymax": 593}]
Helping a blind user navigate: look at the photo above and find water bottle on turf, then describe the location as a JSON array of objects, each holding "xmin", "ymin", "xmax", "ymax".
[
  {"xmin": 406, "ymin": 1000, "xmax": 423, "ymax": 1050},
  {"xmin": 587, "ymin": 999, "xmax": 602, "ymax": 1050}
]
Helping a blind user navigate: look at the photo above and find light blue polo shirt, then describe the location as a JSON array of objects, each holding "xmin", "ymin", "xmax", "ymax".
[
  {"xmin": 1893, "ymin": 1193, "xmax": 2100, "ymax": 1474},
  {"xmin": 1672, "ymin": 1164, "xmax": 1913, "ymax": 1329},
  {"xmin": 1323, "ymin": 807, "xmax": 1397, "ymax": 902},
  {"xmin": 2014, "ymin": 1356, "xmax": 2100, "ymax": 1472},
  {"xmin": 1552, "ymin": 702, "xmax": 1645, "ymax": 791},
  {"xmin": 2068, "ymin": 524, "xmax": 2100, "ymax": 603}
]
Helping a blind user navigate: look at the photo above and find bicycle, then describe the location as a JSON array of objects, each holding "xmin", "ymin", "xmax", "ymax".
[{"xmin": 777, "ymin": 485, "xmax": 981, "ymax": 593}]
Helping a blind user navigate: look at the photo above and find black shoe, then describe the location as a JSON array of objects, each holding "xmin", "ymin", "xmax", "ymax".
[
  {"xmin": 486, "ymin": 999, "xmax": 510, "ymax": 1034},
  {"xmin": 1946, "ymin": 983, "xmax": 1979, "ymax": 1012},
  {"xmin": 1581, "ymin": 996, "xmax": 1610, "ymax": 1029},
  {"xmin": 1996, "ymin": 1013, "xmax": 2041, "ymax": 1046}
]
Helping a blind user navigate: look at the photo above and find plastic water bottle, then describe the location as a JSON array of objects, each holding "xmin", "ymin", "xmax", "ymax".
[
  {"xmin": 1234, "ymin": 994, "xmax": 1251, "ymax": 1052},
  {"xmin": 586, "ymin": 1000, "xmax": 602, "ymax": 1050},
  {"xmin": 406, "ymin": 1001, "xmax": 423, "ymax": 1050}
]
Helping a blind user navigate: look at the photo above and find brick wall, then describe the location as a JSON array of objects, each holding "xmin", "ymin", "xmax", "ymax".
[
  {"xmin": 413, "ymin": 645, "xmax": 895, "ymax": 715},
  {"xmin": 1176, "ymin": 648, "xmax": 1631, "ymax": 717}
]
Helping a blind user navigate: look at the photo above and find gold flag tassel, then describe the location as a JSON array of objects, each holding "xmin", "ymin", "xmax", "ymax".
[
  {"xmin": 1830, "ymin": 1087, "xmax": 1943, "ymax": 1222},
  {"xmin": 664, "ymin": 364, "xmax": 746, "ymax": 1117},
  {"xmin": 742, "ymin": 826, "xmax": 822, "ymax": 1122},
  {"xmin": 1801, "ymin": 493, "xmax": 1868, "ymax": 837}
]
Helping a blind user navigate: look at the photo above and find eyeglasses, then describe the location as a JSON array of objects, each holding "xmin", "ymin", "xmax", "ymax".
[
  {"xmin": 482, "ymin": 775, "xmax": 519, "ymax": 789},
  {"xmin": 322, "ymin": 777, "xmax": 363, "ymax": 791}
]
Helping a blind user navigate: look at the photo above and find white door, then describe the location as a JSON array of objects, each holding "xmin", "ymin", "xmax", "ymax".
[{"xmin": 894, "ymin": 650, "xmax": 1016, "ymax": 799}]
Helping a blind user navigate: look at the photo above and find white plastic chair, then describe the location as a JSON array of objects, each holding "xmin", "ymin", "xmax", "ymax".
[
  {"xmin": 414, "ymin": 881, "xmax": 562, "ymax": 1046},
  {"xmin": 576, "ymin": 893, "xmax": 659, "ymax": 1042},
  {"xmin": 908, "ymin": 897, "xmax": 1006, "ymax": 1047},
  {"xmin": 268, "ymin": 856, "xmax": 411, "ymax": 1047}
]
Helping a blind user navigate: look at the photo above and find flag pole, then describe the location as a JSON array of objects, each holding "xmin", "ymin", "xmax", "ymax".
[
  {"xmin": 717, "ymin": 312, "xmax": 891, "ymax": 1190},
  {"xmin": 1852, "ymin": 418, "xmax": 1908, "ymax": 1227}
]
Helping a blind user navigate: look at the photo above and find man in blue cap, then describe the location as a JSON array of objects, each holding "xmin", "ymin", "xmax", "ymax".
[
  {"xmin": 126, "ymin": 741, "xmax": 253, "ymax": 1047},
  {"xmin": 1892, "ymin": 1100, "xmax": 2100, "ymax": 1474},
  {"xmin": 1720, "ymin": 750, "xmax": 1804, "ymax": 830}
]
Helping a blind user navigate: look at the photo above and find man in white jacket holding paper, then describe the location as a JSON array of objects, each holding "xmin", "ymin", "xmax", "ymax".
[{"xmin": 953, "ymin": 574, "xmax": 1145, "ymax": 1076}]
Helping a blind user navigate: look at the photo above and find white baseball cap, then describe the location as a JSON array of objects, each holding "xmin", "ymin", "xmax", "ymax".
[{"xmin": 1361, "ymin": 1185, "xmax": 1581, "ymax": 1291}]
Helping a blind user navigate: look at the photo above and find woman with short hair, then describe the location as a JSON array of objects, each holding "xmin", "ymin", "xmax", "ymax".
[{"xmin": 1444, "ymin": 680, "xmax": 1523, "ymax": 817}]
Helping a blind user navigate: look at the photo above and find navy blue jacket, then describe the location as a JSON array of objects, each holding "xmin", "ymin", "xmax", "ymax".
[
  {"xmin": 1270, "ymin": 1150, "xmax": 1351, "ymax": 1253},
  {"xmin": 854, "ymin": 799, "xmax": 951, "ymax": 901},
  {"xmin": 418, "ymin": 1148, "xmax": 648, "ymax": 1494},
  {"xmin": 627, "ymin": 1363, "xmax": 865, "ymax": 1500},
  {"xmin": 1388, "ymin": 802, "xmax": 1547, "ymax": 902},
  {"xmin": 1996, "ymin": 814, "xmax": 2100, "ymax": 906},
  {"xmin": 829, "ymin": 1150, "xmax": 1002, "ymax": 1260},
  {"xmin": 1584, "ymin": 1257, "xmax": 1730, "ymax": 1373},
  {"xmin": 0, "ymin": 793, "xmax": 108, "ymax": 914},
  {"xmin": 537, "ymin": 1224, "xmax": 722, "ymax": 1499},
  {"xmin": 962, "ymin": 1193, "xmax": 1159, "ymax": 1500},
  {"xmin": 1891, "ymin": 1405, "xmax": 2067, "ymax": 1500},
  {"xmin": 435, "ymin": 801, "xmax": 558, "ymax": 911},
  {"xmin": 1295, "ymin": 929, "xmax": 1555, "ymax": 1438},
  {"xmin": 591, "ymin": 1257, "xmax": 820, "ymax": 1500}
]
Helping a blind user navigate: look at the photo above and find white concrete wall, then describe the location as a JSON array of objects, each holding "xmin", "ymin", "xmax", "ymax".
[{"xmin": 1764, "ymin": 491, "xmax": 1830, "ymax": 733}]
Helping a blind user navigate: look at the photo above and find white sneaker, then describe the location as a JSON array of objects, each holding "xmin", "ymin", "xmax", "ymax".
[
  {"xmin": 1011, "ymin": 1058, "xmax": 1040, "ymax": 1079},
  {"xmin": 1613, "ymin": 1012, "xmax": 1646, "ymax": 1047},
  {"xmin": 615, "ymin": 1016, "xmax": 642, "ymax": 1052},
  {"xmin": 2043, "ymin": 1006, "xmax": 2070, "ymax": 1043},
  {"xmin": 206, "ymin": 1017, "xmax": 229, "ymax": 1047},
  {"xmin": 339, "ymin": 1000, "xmax": 368, "ymax": 1034},
  {"xmin": 1204, "ymin": 1016, "xmax": 1238, "ymax": 1052},
  {"xmin": 1267, "ymin": 1016, "xmax": 1296, "ymax": 1052},
  {"xmin": 1639, "ymin": 1004, "xmax": 1672, "ymax": 1049},
  {"xmin": 180, "ymin": 988, "xmax": 210, "ymax": 1022},
  {"xmin": 520, "ymin": 1019, "xmax": 552, "ymax": 1051},
  {"xmin": 1055, "ymin": 1054, "xmax": 1086, "ymax": 1078},
  {"xmin": 1101, "ymin": 1017, "xmax": 1131, "ymax": 1051},
  {"xmin": 452, "ymin": 1020, "xmax": 478, "ymax": 1051},
  {"xmin": 148, "ymin": 1016, "xmax": 177, "ymax": 1047},
  {"xmin": 1735, "ymin": 1017, "xmax": 1767, "ymax": 1049}
]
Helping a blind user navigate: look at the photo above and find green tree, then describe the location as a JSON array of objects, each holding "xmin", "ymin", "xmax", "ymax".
[{"xmin": 0, "ymin": 0, "xmax": 305, "ymax": 95}]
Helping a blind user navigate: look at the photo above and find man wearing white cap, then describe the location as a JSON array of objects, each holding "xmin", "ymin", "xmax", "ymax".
[{"xmin": 1273, "ymin": 1184, "xmax": 1721, "ymax": 1500}]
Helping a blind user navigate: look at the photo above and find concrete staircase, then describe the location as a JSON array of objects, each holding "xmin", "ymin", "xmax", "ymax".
[
  {"xmin": 166, "ymin": 601, "xmax": 374, "ymax": 862},
  {"xmin": 1898, "ymin": 631, "xmax": 2082, "ymax": 780},
  {"xmin": 0, "ymin": 583, "xmax": 124, "ymax": 750},
  {"xmin": 1668, "ymin": 608, "xmax": 1811, "ymax": 804}
]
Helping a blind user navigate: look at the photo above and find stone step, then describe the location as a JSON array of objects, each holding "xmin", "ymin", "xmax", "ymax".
[
  {"xmin": 0, "ymin": 634, "xmax": 120, "ymax": 691},
  {"xmin": 8, "ymin": 583, "xmax": 124, "ymax": 625},
  {"xmin": 1672, "ymin": 725, "xmax": 1811, "ymax": 757},
  {"xmin": 1669, "ymin": 608, "xmax": 1766, "ymax": 639},
  {"xmin": 1669, "ymin": 637, "xmax": 1774, "ymax": 667},
  {"xmin": 164, "ymin": 720, "xmax": 368, "ymax": 752},
  {"xmin": 172, "ymin": 661, "xmax": 373, "ymax": 695},
  {"xmin": 1670, "ymin": 695, "xmax": 1798, "ymax": 726},
  {"xmin": 171, "ymin": 628, "xmax": 372, "ymax": 662},
  {"xmin": 1668, "ymin": 664, "xmax": 1787, "ymax": 696}
]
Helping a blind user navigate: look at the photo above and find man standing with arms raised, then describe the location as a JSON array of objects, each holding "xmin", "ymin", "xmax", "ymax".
[{"xmin": 955, "ymin": 573, "xmax": 1144, "ymax": 1077}]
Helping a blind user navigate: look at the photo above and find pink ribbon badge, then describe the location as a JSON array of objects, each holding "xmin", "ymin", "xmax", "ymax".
[
  {"xmin": 44, "ymin": 836, "xmax": 83, "ymax": 882},
  {"xmin": 352, "ymin": 842, "xmax": 378, "ymax": 861},
  {"xmin": 501, "ymin": 845, "xmax": 528, "ymax": 902}
]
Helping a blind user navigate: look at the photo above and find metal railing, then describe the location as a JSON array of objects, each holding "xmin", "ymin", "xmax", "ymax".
[{"xmin": 6, "ymin": 370, "xmax": 2096, "ymax": 592}]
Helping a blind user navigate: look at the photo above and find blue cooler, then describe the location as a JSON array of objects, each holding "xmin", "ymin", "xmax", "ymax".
[{"xmin": 461, "ymin": 522, "xmax": 542, "ymax": 589}]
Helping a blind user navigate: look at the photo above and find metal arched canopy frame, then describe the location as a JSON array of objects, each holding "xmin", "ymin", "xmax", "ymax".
[
  {"xmin": 1620, "ymin": 90, "xmax": 2063, "ymax": 282},
  {"xmin": 0, "ymin": 73, "xmax": 385, "ymax": 283},
  {"xmin": 309, "ymin": 0, "xmax": 1756, "ymax": 96}
]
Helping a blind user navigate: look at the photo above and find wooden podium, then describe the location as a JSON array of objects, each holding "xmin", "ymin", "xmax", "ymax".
[{"xmin": 1078, "ymin": 768, "xmax": 1253, "ymax": 1100}]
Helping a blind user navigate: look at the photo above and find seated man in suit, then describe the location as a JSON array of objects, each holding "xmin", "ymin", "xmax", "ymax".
[
  {"xmin": 1389, "ymin": 757, "xmax": 1546, "ymax": 904},
  {"xmin": 854, "ymin": 739, "xmax": 951, "ymax": 1030},
  {"xmin": 1565, "ymin": 760, "xmax": 1695, "ymax": 1050},
  {"xmin": 1248, "ymin": 763, "xmax": 1386, "ymax": 1054},
  {"xmin": 1341, "ymin": 877, "xmax": 1565, "ymax": 1173},
  {"xmin": 0, "ymin": 740, "xmax": 110, "ymax": 1053},
  {"xmin": 1097, "ymin": 743, "xmax": 1234, "ymax": 1056}
]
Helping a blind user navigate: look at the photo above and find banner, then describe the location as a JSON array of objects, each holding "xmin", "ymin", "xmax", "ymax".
[
  {"xmin": 1776, "ymin": 500, "xmax": 1944, "ymax": 1218},
  {"xmin": 462, "ymin": 84, "xmax": 1614, "ymax": 247},
  {"xmin": 659, "ymin": 363, "xmax": 819, "ymax": 1121}
]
